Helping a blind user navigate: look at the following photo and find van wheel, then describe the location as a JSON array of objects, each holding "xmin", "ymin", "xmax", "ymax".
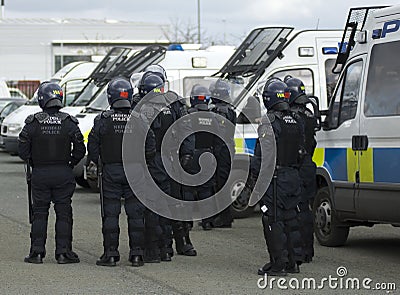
[
  {"xmin": 229, "ymin": 169, "xmax": 254, "ymax": 219},
  {"xmin": 313, "ymin": 186, "xmax": 349, "ymax": 247}
]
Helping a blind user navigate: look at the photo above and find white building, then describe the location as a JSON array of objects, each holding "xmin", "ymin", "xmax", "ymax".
[{"xmin": 0, "ymin": 18, "xmax": 169, "ymax": 81}]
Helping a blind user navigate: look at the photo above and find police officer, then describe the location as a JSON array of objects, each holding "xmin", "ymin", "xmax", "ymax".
[
  {"xmin": 185, "ymin": 84, "xmax": 222, "ymax": 230},
  {"xmin": 87, "ymin": 77, "xmax": 155, "ymax": 267},
  {"xmin": 209, "ymin": 79, "xmax": 236, "ymax": 228},
  {"xmin": 285, "ymin": 76, "xmax": 317, "ymax": 263},
  {"xmin": 18, "ymin": 82, "xmax": 85, "ymax": 264},
  {"xmin": 251, "ymin": 79, "xmax": 304, "ymax": 276},
  {"xmin": 136, "ymin": 70, "xmax": 197, "ymax": 259}
]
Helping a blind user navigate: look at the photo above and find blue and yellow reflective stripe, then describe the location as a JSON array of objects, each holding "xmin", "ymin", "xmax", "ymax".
[
  {"xmin": 234, "ymin": 138, "xmax": 257, "ymax": 154},
  {"xmin": 83, "ymin": 129, "xmax": 91, "ymax": 144},
  {"xmin": 313, "ymin": 147, "xmax": 400, "ymax": 183},
  {"xmin": 359, "ymin": 148, "xmax": 374, "ymax": 183},
  {"xmin": 235, "ymin": 138, "xmax": 245, "ymax": 154}
]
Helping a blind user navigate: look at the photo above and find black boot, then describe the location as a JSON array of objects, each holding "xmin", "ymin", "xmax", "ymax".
[
  {"xmin": 160, "ymin": 252, "xmax": 172, "ymax": 262},
  {"xmin": 202, "ymin": 221, "xmax": 212, "ymax": 231},
  {"xmin": 56, "ymin": 251, "xmax": 80, "ymax": 264},
  {"xmin": 96, "ymin": 254, "xmax": 117, "ymax": 267},
  {"xmin": 131, "ymin": 255, "xmax": 144, "ymax": 267},
  {"xmin": 24, "ymin": 253, "xmax": 44, "ymax": 264},
  {"xmin": 257, "ymin": 262, "xmax": 272, "ymax": 275},
  {"xmin": 144, "ymin": 248, "xmax": 160, "ymax": 263},
  {"xmin": 285, "ymin": 262, "xmax": 300, "ymax": 273}
]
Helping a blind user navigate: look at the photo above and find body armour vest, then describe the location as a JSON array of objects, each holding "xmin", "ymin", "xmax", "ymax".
[
  {"xmin": 189, "ymin": 105, "xmax": 216, "ymax": 150},
  {"xmin": 31, "ymin": 112, "xmax": 71, "ymax": 166},
  {"xmin": 274, "ymin": 111, "xmax": 302, "ymax": 167},
  {"xmin": 151, "ymin": 106, "xmax": 174, "ymax": 152},
  {"xmin": 100, "ymin": 110, "xmax": 131, "ymax": 164}
]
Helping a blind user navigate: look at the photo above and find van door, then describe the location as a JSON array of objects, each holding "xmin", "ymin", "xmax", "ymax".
[
  {"xmin": 320, "ymin": 57, "xmax": 365, "ymax": 213},
  {"xmin": 316, "ymin": 38, "xmax": 341, "ymax": 109},
  {"xmin": 357, "ymin": 40, "xmax": 400, "ymax": 223}
]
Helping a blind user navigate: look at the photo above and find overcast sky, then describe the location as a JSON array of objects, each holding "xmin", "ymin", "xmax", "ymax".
[{"xmin": 4, "ymin": 0, "xmax": 400, "ymax": 45}]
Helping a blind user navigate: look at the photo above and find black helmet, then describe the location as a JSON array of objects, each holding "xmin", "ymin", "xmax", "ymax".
[
  {"xmin": 285, "ymin": 76, "xmax": 308, "ymax": 105},
  {"xmin": 283, "ymin": 75, "xmax": 293, "ymax": 84},
  {"xmin": 262, "ymin": 79, "xmax": 290, "ymax": 110},
  {"xmin": 107, "ymin": 77, "xmax": 133, "ymax": 108},
  {"xmin": 190, "ymin": 84, "xmax": 211, "ymax": 106},
  {"xmin": 37, "ymin": 82, "xmax": 64, "ymax": 109},
  {"xmin": 138, "ymin": 73, "xmax": 164, "ymax": 98},
  {"xmin": 144, "ymin": 64, "xmax": 167, "ymax": 82},
  {"xmin": 210, "ymin": 79, "xmax": 230, "ymax": 104}
]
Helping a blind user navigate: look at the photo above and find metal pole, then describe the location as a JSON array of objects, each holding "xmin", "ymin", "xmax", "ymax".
[
  {"xmin": 197, "ymin": 0, "xmax": 201, "ymax": 44},
  {"xmin": 222, "ymin": 19, "xmax": 226, "ymax": 45},
  {"xmin": 1, "ymin": 0, "xmax": 5, "ymax": 19}
]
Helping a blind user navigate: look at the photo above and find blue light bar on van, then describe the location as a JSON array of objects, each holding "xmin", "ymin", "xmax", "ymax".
[
  {"xmin": 167, "ymin": 44, "xmax": 184, "ymax": 51},
  {"xmin": 322, "ymin": 47, "xmax": 338, "ymax": 54}
]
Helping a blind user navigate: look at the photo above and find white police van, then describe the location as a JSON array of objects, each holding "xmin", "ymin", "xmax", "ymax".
[
  {"xmin": 75, "ymin": 45, "xmax": 236, "ymax": 190},
  {"xmin": 0, "ymin": 61, "xmax": 98, "ymax": 155},
  {"xmin": 314, "ymin": 6, "xmax": 400, "ymax": 246},
  {"xmin": 190, "ymin": 27, "xmax": 343, "ymax": 217}
]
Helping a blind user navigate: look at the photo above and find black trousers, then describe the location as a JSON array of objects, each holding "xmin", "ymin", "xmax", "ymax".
[
  {"xmin": 147, "ymin": 153, "xmax": 173, "ymax": 255},
  {"xmin": 30, "ymin": 165, "xmax": 76, "ymax": 256},
  {"xmin": 102, "ymin": 164, "xmax": 145, "ymax": 258},
  {"xmin": 260, "ymin": 167, "xmax": 303, "ymax": 268},
  {"xmin": 298, "ymin": 156, "xmax": 317, "ymax": 260}
]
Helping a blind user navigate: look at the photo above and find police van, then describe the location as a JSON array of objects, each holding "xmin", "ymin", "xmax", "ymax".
[
  {"xmin": 313, "ymin": 6, "xmax": 400, "ymax": 246},
  {"xmin": 75, "ymin": 45, "xmax": 236, "ymax": 189},
  {"xmin": 0, "ymin": 61, "xmax": 98, "ymax": 155},
  {"xmin": 187, "ymin": 27, "xmax": 343, "ymax": 217}
]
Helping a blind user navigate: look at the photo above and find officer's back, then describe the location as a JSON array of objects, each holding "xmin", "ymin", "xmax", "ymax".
[{"xmin": 18, "ymin": 82, "xmax": 85, "ymax": 264}]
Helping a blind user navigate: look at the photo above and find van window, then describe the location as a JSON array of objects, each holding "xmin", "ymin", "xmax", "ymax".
[
  {"xmin": 328, "ymin": 60, "xmax": 363, "ymax": 128},
  {"xmin": 325, "ymin": 59, "xmax": 340, "ymax": 104},
  {"xmin": 364, "ymin": 41, "xmax": 400, "ymax": 117},
  {"xmin": 272, "ymin": 69, "xmax": 314, "ymax": 95}
]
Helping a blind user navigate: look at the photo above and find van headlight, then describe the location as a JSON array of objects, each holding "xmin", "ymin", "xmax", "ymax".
[{"xmin": 7, "ymin": 124, "xmax": 22, "ymax": 135}]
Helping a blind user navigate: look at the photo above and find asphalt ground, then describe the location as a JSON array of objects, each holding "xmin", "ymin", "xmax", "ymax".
[{"xmin": 0, "ymin": 150, "xmax": 399, "ymax": 295}]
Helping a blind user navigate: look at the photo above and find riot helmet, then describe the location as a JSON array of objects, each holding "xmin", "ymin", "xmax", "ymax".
[
  {"xmin": 210, "ymin": 79, "xmax": 230, "ymax": 104},
  {"xmin": 285, "ymin": 76, "xmax": 308, "ymax": 105},
  {"xmin": 262, "ymin": 79, "xmax": 290, "ymax": 110},
  {"xmin": 107, "ymin": 77, "xmax": 133, "ymax": 108},
  {"xmin": 138, "ymin": 73, "xmax": 164, "ymax": 98},
  {"xmin": 190, "ymin": 84, "xmax": 211, "ymax": 106},
  {"xmin": 144, "ymin": 64, "xmax": 167, "ymax": 82},
  {"xmin": 37, "ymin": 81, "xmax": 64, "ymax": 109},
  {"xmin": 283, "ymin": 75, "xmax": 293, "ymax": 84}
]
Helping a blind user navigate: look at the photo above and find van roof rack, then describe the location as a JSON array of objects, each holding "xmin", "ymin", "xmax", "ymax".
[{"xmin": 332, "ymin": 6, "xmax": 388, "ymax": 74}]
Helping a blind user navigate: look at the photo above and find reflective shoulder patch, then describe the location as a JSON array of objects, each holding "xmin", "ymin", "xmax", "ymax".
[
  {"xmin": 267, "ymin": 113, "xmax": 275, "ymax": 123},
  {"xmin": 34, "ymin": 112, "xmax": 49, "ymax": 123},
  {"xmin": 25, "ymin": 114, "xmax": 35, "ymax": 124},
  {"xmin": 165, "ymin": 91, "xmax": 179, "ymax": 103},
  {"xmin": 58, "ymin": 112, "xmax": 70, "ymax": 122}
]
